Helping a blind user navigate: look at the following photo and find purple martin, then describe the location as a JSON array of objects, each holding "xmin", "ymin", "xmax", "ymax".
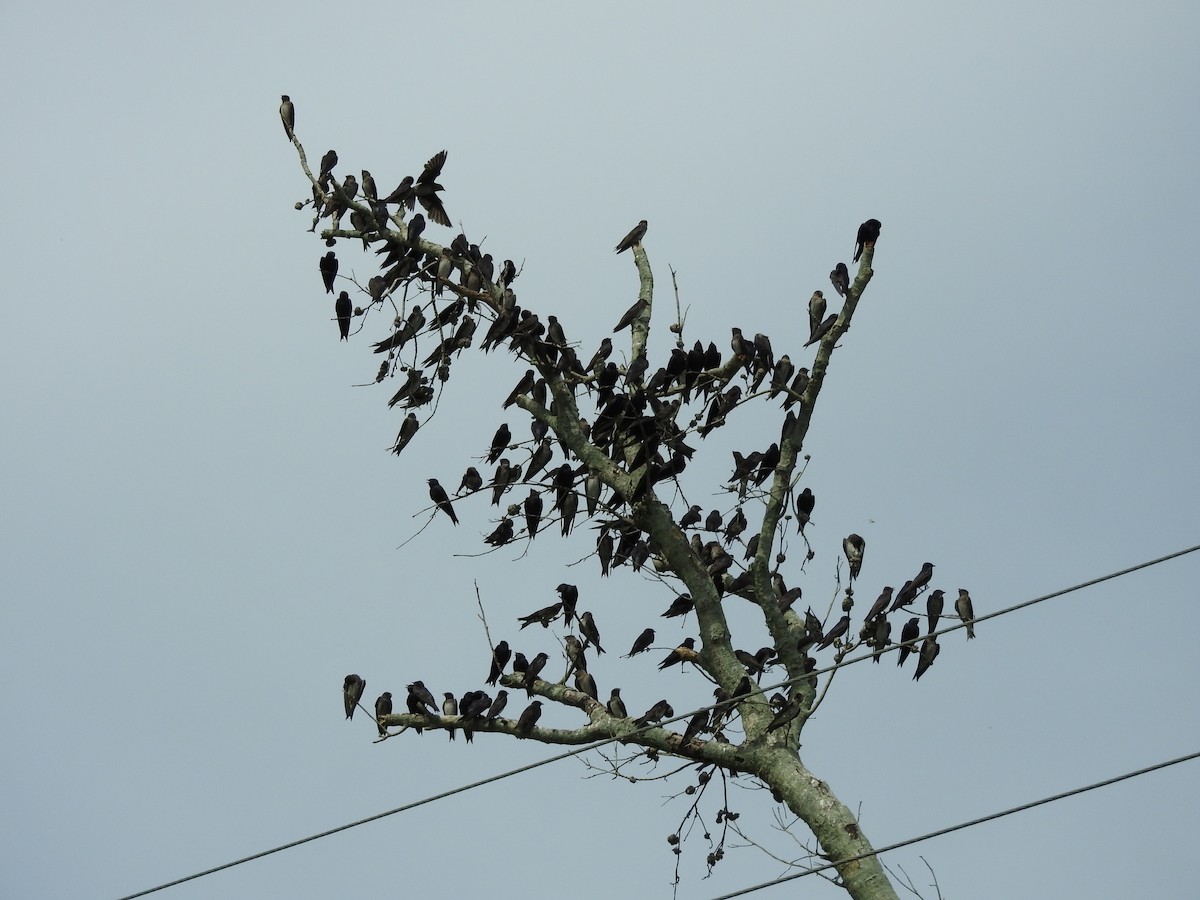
[
  {"xmin": 522, "ymin": 652, "xmax": 549, "ymax": 696},
  {"xmin": 486, "ymin": 424, "xmax": 511, "ymax": 464},
  {"xmin": 484, "ymin": 517, "xmax": 515, "ymax": 546},
  {"xmin": 584, "ymin": 471, "xmax": 601, "ymax": 517},
  {"xmin": 503, "ymin": 370, "xmax": 536, "ymax": 410},
  {"xmin": 579, "ymin": 611, "xmax": 605, "ymax": 654},
  {"xmin": 662, "ymin": 593, "xmax": 693, "ymax": 619},
  {"xmin": 512, "ymin": 653, "xmax": 529, "ymax": 675},
  {"xmin": 896, "ymin": 617, "xmax": 921, "ymax": 667},
  {"xmin": 555, "ymin": 583, "xmax": 579, "ymax": 626},
  {"xmin": 527, "ymin": 439, "xmax": 554, "ymax": 481},
  {"xmin": 372, "ymin": 305, "xmax": 425, "ymax": 354},
  {"xmin": 486, "ymin": 640, "xmax": 511, "ymax": 686},
  {"xmin": 392, "ymin": 413, "xmax": 420, "ymax": 456},
  {"xmin": 597, "ymin": 530, "xmax": 613, "ymax": 576},
  {"xmin": 816, "ymin": 614, "xmax": 850, "ymax": 650},
  {"xmin": 559, "ymin": 490, "xmax": 578, "ymax": 537},
  {"xmin": 926, "ymin": 589, "xmax": 945, "ymax": 634},
  {"xmin": 279, "ymin": 95, "xmax": 295, "ymax": 140},
  {"xmin": 807, "ymin": 291, "xmax": 826, "ymax": 341},
  {"xmin": 407, "ymin": 680, "xmax": 438, "ymax": 715},
  {"xmin": 612, "ymin": 298, "xmax": 648, "ymax": 333},
  {"xmin": 911, "ymin": 562, "xmax": 935, "ymax": 594},
  {"xmin": 768, "ymin": 354, "xmax": 794, "ymax": 400},
  {"xmin": 682, "ymin": 710, "xmax": 709, "ymax": 745},
  {"xmin": 335, "ymin": 291, "xmax": 352, "ymax": 341},
  {"xmin": 680, "ymin": 505, "xmax": 702, "ymax": 529},
  {"xmin": 890, "ymin": 579, "xmax": 917, "ymax": 612},
  {"xmin": 319, "ymin": 149, "xmax": 338, "ymax": 181},
  {"xmin": 360, "ymin": 169, "xmax": 377, "ymax": 202},
  {"xmin": 586, "ymin": 338, "xmax": 613, "ymax": 373},
  {"xmin": 459, "ymin": 691, "xmax": 491, "ymax": 742},
  {"xmin": 853, "ymin": 218, "xmax": 882, "ymax": 263},
  {"xmin": 804, "ymin": 314, "xmax": 837, "ymax": 348},
  {"xmin": 515, "ymin": 700, "xmax": 542, "ymax": 736},
  {"xmin": 414, "ymin": 150, "xmax": 451, "ymax": 227},
  {"xmin": 624, "ymin": 628, "xmax": 655, "ymax": 658},
  {"xmin": 607, "ymin": 688, "xmax": 628, "ymax": 718},
  {"xmin": 956, "ymin": 589, "xmax": 976, "ymax": 639},
  {"xmin": 633, "ymin": 699, "xmax": 673, "ymax": 728},
  {"xmin": 523, "ymin": 489, "xmax": 544, "ymax": 538},
  {"xmin": 795, "ymin": 488, "xmax": 815, "ymax": 533},
  {"xmin": 441, "ymin": 693, "xmax": 458, "ymax": 741},
  {"xmin": 458, "ymin": 466, "xmax": 483, "ymax": 494},
  {"xmin": 704, "ymin": 509, "xmax": 723, "ymax": 532},
  {"xmin": 343, "ymin": 674, "xmax": 366, "ymax": 720},
  {"xmin": 564, "ymin": 634, "xmax": 587, "ymax": 674},
  {"xmin": 865, "ymin": 587, "xmax": 893, "ymax": 624},
  {"xmin": 383, "ymin": 175, "xmax": 415, "ymax": 208},
  {"xmin": 485, "ymin": 690, "xmax": 508, "ymax": 721},
  {"xmin": 830, "ymin": 262, "xmax": 850, "ymax": 298},
  {"xmin": 913, "ymin": 635, "xmax": 940, "ymax": 680},
  {"xmin": 870, "ymin": 616, "xmax": 892, "ymax": 662},
  {"xmin": 490, "ymin": 459, "xmax": 514, "ymax": 506},
  {"xmin": 724, "ymin": 508, "xmax": 748, "ymax": 544},
  {"xmin": 766, "ymin": 690, "xmax": 807, "ymax": 733},
  {"xmin": 730, "ymin": 327, "xmax": 752, "ymax": 367},
  {"xmin": 499, "ymin": 259, "xmax": 517, "ymax": 287},
  {"xmin": 433, "ymin": 248, "xmax": 454, "ymax": 295},
  {"xmin": 658, "ymin": 637, "xmax": 697, "ymax": 670},
  {"xmin": 427, "ymin": 478, "xmax": 458, "ymax": 525},
  {"xmin": 387, "ymin": 369, "xmax": 425, "ymax": 409},
  {"xmin": 374, "ymin": 691, "xmax": 392, "ymax": 736},
  {"xmin": 574, "ymin": 669, "xmax": 598, "ymax": 701},
  {"xmin": 614, "ymin": 219, "xmax": 648, "ymax": 254},
  {"xmin": 842, "ymin": 534, "xmax": 865, "ymax": 580},
  {"xmin": 319, "ymin": 251, "xmax": 338, "ymax": 294},
  {"xmin": 782, "ymin": 367, "xmax": 810, "ymax": 410},
  {"xmin": 406, "ymin": 212, "xmax": 426, "ymax": 247},
  {"xmin": 341, "ymin": 174, "xmax": 358, "ymax": 201}
]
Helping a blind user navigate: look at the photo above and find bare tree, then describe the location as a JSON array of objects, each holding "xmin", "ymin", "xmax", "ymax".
[{"xmin": 285, "ymin": 96, "xmax": 973, "ymax": 900}]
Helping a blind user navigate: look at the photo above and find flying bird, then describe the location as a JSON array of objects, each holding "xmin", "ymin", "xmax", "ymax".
[
  {"xmin": 373, "ymin": 691, "xmax": 392, "ymax": 736},
  {"xmin": 614, "ymin": 219, "xmax": 648, "ymax": 254},
  {"xmin": 343, "ymin": 674, "xmax": 366, "ymax": 720},
  {"xmin": 335, "ymin": 291, "xmax": 352, "ymax": 341},
  {"xmin": 956, "ymin": 589, "xmax": 976, "ymax": 639},
  {"xmin": 853, "ymin": 218, "xmax": 882, "ymax": 263},
  {"xmin": 414, "ymin": 150, "xmax": 451, "ymax": 226},
  {"xmin": 427, "ymin": 479, "xmax": 459, "ymax": 525},
  {"xmin": 279, "ymin": 95, "xmax": 295, "ymax": 140}
]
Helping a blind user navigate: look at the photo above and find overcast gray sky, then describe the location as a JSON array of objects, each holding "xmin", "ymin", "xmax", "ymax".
[{"xmin": 2, "ymin": 2, "xmax": 1198, "ymax": 898}]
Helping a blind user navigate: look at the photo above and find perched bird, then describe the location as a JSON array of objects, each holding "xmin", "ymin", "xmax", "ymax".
[
  {"xmin": 913, "ymin": 636, "xmax": 940, "ymax": 680},
  {"xmin": 523, "ymin": 489, "xmax": 544, "ymax": 538},
  {"xmin": 612, "ymin": 298, "xmax": 648, "ymax": 333},
  {"xmin": 515, "ymin": 700, "xmax": 542, "ymax": 736},
  {"xmin": 487, "ymin": 423, "xmax": 511, "ymax": 464},
  {"xmin": 279, "ymin": 95, "xmax": 295, "ymax": 140},
  {"xmin": 484, "ymin": 517, "xmax": 515, "ymax": 546},
  {"xmin": 522, "ymin": 652, "xmax": 549, "ymax": 695},
  {"xmin": 606, "ymin": 688, "xmax": 628, "ymax": 718},
  {"xmin": 807, "ymin": 291, "xmax": 826, "ymax": 341},
  {"xmin": 556, "ymin": 583, "xmax": 579, "ymax": 626},
  {"xmin": 614, "ymin": 219, "xmax": 648, "ymax": 254},
  {"xmin": 926, "ymin": 589, "xmax": 945, "ymax": 634},
  {"xmin": 392, "ymin": 413, "xmax": 419, "ymax": 456},
  {"xmin": 804, "ymin": 314, "xmax": 836, "ymax": 348},
  {"xmin": 624, "ymin": 628, "xmax": 655, "ymax": 658},
  {"xmin": 896, "ymin": 617, "xmax": 921, "ymax": 667},
  {"xmin": 343, "ymin": 674, "xmax": 366, "ymax": 720},
  {"xmin": 842, "ymin": 534, "xmax": 866, "ymax": 580},
  {"xmin": 579, "ymin": 611, "xmax": 605, "ymax": 654},
  {"xmin": 574, "ymin": 669, "xmax": 598, "ymax": 701},
  {"xmin": 864, "ymin": 587, "xmax": 893, "ymax": 624},
  {"xmin": 633, "ymin": 699, "xmax": 673, "ymax": 728},
  {"xmin": 704, "ymin": 509, "xmax": 723, "ymax": 533},
  {"xmin": 890, "ymin": 579, "xmax": 917, "ymax": 612},
  {"xmin": 680, "ymin": 505, "xmax": 702, "ymax": 529},
  {"xmin": 486, "ymin": 640, "xmax": 511, "ymax": 686},
  {"xmin": 830, "ymin": 262, "xmax": 850, "ymax": 298},
  {"xmin": 911, "ymin": 562, "xmax": 936, "ymax": 594},
  {"xmin": 485, "ymin": 690, "xmax": 508, "ymax": 721},
  {"xmin": 564, "ymin": 634, "xmax": 587, "ymax": 674},
  {"xmin": 374, "ymin": 691, "xmax": 392, "ymax": 737},
  {"xmin": 795, "ymin": 488, "xmax": 815, "ymax": 533},
  {"xmin": 661, "ymin": 593, "xmax": 694, "ymax": 619},
  {"xmin": 360, "ymin": 169, "xmax": 377, "ymax": 202},
  {"xmin": 658, "ymin": 637, "xmax": 697, "ymax": 670},
  {"xmin": 512, "ymin": 653, "xmax": 529, "ymax": 675},
  {"xmin": 503, "ymin": 370, "xmax": 536, "ymax": 409},
  {"xmin": 441, "ymin": 693, "xmax": 458, "ymax": 741},
  {"xmin": 956, "ymin": 589, "xmax": 976, "ymax": 639},
  {"xmin": 319, "ymin": 150, "xmax": 338, "ymax": 180},
  {"xmin": 407, "ymin": 681, "xmax": 438, "ymax": 714},
  {"xmin": 816, "ymin": 615, "xmax": 850, "ymax": 650},
  {"xmin": 766, "ymin": 690, "xmax": 807, "ymax": 733},
  {"xmin": 853, "ymin": 218, "xmax": 882, "ymax": 263},
  {"xmin": 427, "ymin": 479, "xmax": 459, "ymax": 525},
  {"xmin": 681, "ymin": 710, "xmax": 708, "ymax": 745},
  {"xmin": 458, "ymin": 467, "xmax": 483, "ymax": 494},
  {"xmin": 335, "ymin": 291, "xmax": 352, "ymax": 341},
  {"xmin": 319, "ymin": 252, "xmax": 338, "ymax": 294}
]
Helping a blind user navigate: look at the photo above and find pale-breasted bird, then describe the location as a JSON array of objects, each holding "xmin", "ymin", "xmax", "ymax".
[{"xmin": 956, "ymin": 589, "xmax": 976, "ymax": 639}]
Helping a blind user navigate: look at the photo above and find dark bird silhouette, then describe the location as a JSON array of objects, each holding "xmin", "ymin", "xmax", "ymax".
[
  {"xmin": 556, "ymin": 583, "xmax": 579, "ymax": 626},
  {"xmin": 926, "ymin": 589, "xmax": 945, "ymax": 634},
  {"xmin": 485, "ymin": 690, "xmax": 508, "ymax": 721},
  {"xmin": 896, "ymin": 617, "xmax": 921, "ymax": 667},
  {"xmin": 682, "ymin": 710, "xmax": 708, "ymax": 745},
  {"xmin": 704, "ymin": 509, "xmax": 723, "ymax": 533},
  {"xmin": 956, "ymin": 589, "xmax": 976, "ymax": 639},
  {"xmin": 911, "ymin": 562, "xmax": 936, "ymax": 594},
  {"xmin": 586, "ymin": 337, "xmax": 613, "ymax": 373},
  {"xmin": 427, "ymin": 479, "xmax": 458, "ymax": 525},
  {"xmin": 487, "ymin": 424, "xmax": 511, "ymax": 464},
  {"xmin": 374, "ymin": 692, "xmax": 392, "ymax": 736},
  {"xmin": 319, "ymin": 149, "xmax": 338, "ymax": 180},
  {"xmin": 484, "ymin": 517, "xmax": 515, "ymax": 546},
  {"xmin": 487, "ymin": 640, "xmax": 511, "ymax": 686},
  {"xmin": 816, "ymin": 615, "xmax": 850, "ymax": 650},
  {"xmin": 680, "ymin": 505, "xmax": 702, "ymax": 529},
  {"xmin": 607, "ymin": 688, "xmax": 628, "ymax": 718},
  {"xmin": 624, "ymin": 628, "xmax": 655, "ymax": 658},
  {"xmin": 658, "ymin": 637, "xmax": 697, "ymax": 670},
  {"xmin": 795, "ymin": 488, "xmax": 815, "ymax": 533},
  {"xmin": 335, "ymin": 291, "xmax": 352, "ymax": 340},
  {"xmin": 865, "ymin": 587, "xmax": 893, "ymax": 624},
  {"xmin": 804, "ymin": 314, "xmax": 836, "ymax": 347},
  {"xmin": 458, "ymin": 467, "xmax": 483, "ymax": 494},
  {"xmin": 343, "ymin": 674, "xmax": 366, "ymax": 720},
  {"xmin": 360, "ymin": 169, "xmax": 377, "ymax": 202},
  {"xmin": 612, "ymin": 298, "xmax": 648, "ymax": 333},
  {"xmin": 913, "ymin": 636, "xmax": 940, "ymax": 680},
  {"xmin": 807, "ymin": 291, "xmax": 826, "ymax": 341},
  {"xmin": 634, "ymin": 699, "xmax": 673, "ymax": 728},
  {"xmin": 579, "ymin": 611, "xmax": 605, "ymax": 654},
  {"xmin": 574, "ymin": 669, "xmax": 598, "ymax": 701},
  {"xmin": 890, "ymin": 579, "xmax": 917, "ymax": 612},
  {"xmin": 512, "ymin": 653, "xmax": 528, "ymax": 675},
  {"xmin": 564, "ymin": 635, "xmax": 587, "ymax": 675},
  {"xmin": 523, "ymin": 489, "xmax": 544, "ymax": 538},
  {"xmin": 766, "ymin": 690, "xmax": 807, "ymax": 733},
  {"xmin": 515, "ymin": 700, "xmax": 542, "ymax": 736},
  {"xmin": 392, "ymin": 413, "xmax": 419, "ymax": 456},
  {"xmin": 614, "ymin": 219, "xmax": 648, "ymax": 254},
  {"xmin": 408, "ymin": 681, "xmax": 438, "ymax": 715},
  {"xmin": 662, "ymin": 593, "xmax": 694, "ymax": 619},
  {"xmin": 503, "ymin": 370, "xmax": 536, "ymax": 410},
  {"xmin": 319, "ymin": 252, "xmax": 337, "ymax": 294},
  {"xmin": 830, "ymin": 262, "xmax": 850, "ymax": 298},
  {"xmin": 279, "ymin": 95, "xmax": 295, "ymax": 140},
  {"xmin": 853, "ymin": 218, "xmax": 882, "ymax": 263},
  {"xmin": 843, "ymin": 534, "xmax": 866, "ymax": 580},
  {"xmin": 441, "ymin": 693, "xmax": 458, "ymax": 741},
  {"xmin": 522, "ymin": 652, "xmax": 549, "ymax": 695},
  {"xmin": 769, "ymin": 355, "xmax": 794, "ymax": 400}
]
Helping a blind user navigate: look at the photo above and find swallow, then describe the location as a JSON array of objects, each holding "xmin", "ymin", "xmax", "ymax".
[
  {"xmin": 392, "ymin": 413, "xmax": 420, "ymax": 455},
  {"xmin": 427, "ymin": 478, "xmax": 459, "ymax": 525},
  {"xmin": 374, "ymin": 691, "xmax": 392, "ymax": 736},
  {"xmin": 956, "ymin": 589, "xmax": 976, "ymax": 639},
  {"xmin": 319, "ymin": 149, "xmax": 338, "ymax": 181},
  {"xmin": 680, "ymin": 505, "xmax": 702, "ymax": 529},
  {"xmin": 782, "ymin": 367, "xmax": 811, "ymax": 410},
  {"xmin": 343, "ymin": 674, "xmax": 366, "ymax": 720},
  {"xmin": 499, "ymin": 259, "xmax": 517, "ymax": 287},
  {"xmin": 633, "ymin": 699, "xmax": 673, "ymax": 728},
  {"xmin": 853, "ymin": 219, "xmax": 882, "ymax": 263},
  {"xmin": 816, "ymin": 614, "xmax": 850, "ymax": 650},
  {"xmin": 662, "ymin": 593, "xmax": 694, "ymax": 618},
  {"xmin": 279, "ymin": 95, "xmax": 295, "ymax": 139},
  {"xmin": 317, "ymin": 254, "xmax": 339, "ymax": 296},
  {"xmin": 484, "ymin": 517, "xmax": 515, "ymax": 546},
  {"xmin": 522, "ymin": 652, "xmax": 549, "ymax": 696},
  {"xmin": 574, "ymin": 669, "xmax": 598, "ymax": 701},
  {"xmin": 830, "ymin": 262, "xmax": 850, "ymax": 298},
  {"xmin": 485, "ymin": 690, "xmax": 508, "ymax": 721},
  {"xmin": 407, "ymin": 680, "xmax": 438, "ymax": 714},
  {"xmin": 658, "ymin": 637, "xmax": 697, "ymax": 670},
  {"xmin": 586, "ymin": 338, "xmax": 613, "ymax": 373},
  {"xmin": 564, "ymin": 635, "xmax": 587, "ymax": 674},
  {"xmin": 870, "ymin": 616, "xmax": 892, "ymax": 662},
  {"xmin": 335, "ymin": 291, "xmax": 352, "ymax": 340},
  {"xmin": 556, "ymin": 583, "xmax": 579, "ymax": 626},
  {"xmin": 624, "ymin": 628, "xmax": 655, "ymax": 658},
  {"xmin": 360, "ymin": 169, "xmax": 377, "ymax": 202},
  {"xmin": 682, "ymin": 710, "xmax": 708, "ymax": 745},
  {"xmin": 458, "ymin": 467, "xmax": 483, "ymax": 494},
  {"xmin": 606, "ymin": 688, "xmax": 628, "ymax": 718},
  {"xmin": 896, "ymin": 617, "xmax": 921, "ymax": 667},
  {"xmin": 704, "ymin": 509, "xmax": 723, "ymax": 532},
  {"xmin": 768, "ymin": 355, "xmax": 795, "ymax": 400},
  {"xmin": 486, "ymin": 640, "xmax": 511, "ymax": 686},
  {"xmin": 614, "ymin": 219, "xmax": 648, "ymax": 254},
  {"xmin": 926, "ymin": 589, "xmax": 945, "ymax": 634},
  {"xmin": 384, "ymin": 175, "xmax": 415, "ymax": 207},
  {"xmin": 766, "ymin": 690, "xmax": 807, "ymax": 733},
  {"xmin": 913, "ymin": 635, "xmax": 939, "ymax": 680},
  {"xmin": 804, "ymin": 314, "xmax": 837, "ymax": 347},
  {"xmin": 584, "ymin": 471, "xmax": 601, "ymax": 517},
  {"xmin": 526, "ymin": 439, "xmax": 553, "ymax": 483},
  {"xmin": 842, "ymin": 534, "xmax": 865, "ymax": 580},
  {"xmin": 807, "ymin": 291, "xmax": 826, "ymax": 341},
  {"xmin": 579, "ymin": 611, "xmax": 605, "ymax": 654},
  {"xmin": 559, "ymin": 490, "xmax": 578, "ymax": 537},
  {"xmin": 513, "ymin": 700, "xmax": 544, "ymax": 738},
  {"xmin": 864, "ymin": 587, "xmax": 893, "ymax": 623},
  {"xmin": 406, "ymin": 212, "xmax": 426, "ymax": 246},
  {"xmin": 794, "ymin": 488, "xmax": 815, "ymax": 533},
  {"xmin": 503, "ymin": 370, "xmax": 536, "ymax": 410},
  {"xmin": 890, "ymin": 579, "xmax": 917, "ymax": 612},
  {"xmin": 442, "ymin": 693, "xmax": 458, "ymax": 740},
  {"xmin": 487, "ymin": 424, "xmax": 511, "ymax": 464},
  {"xmin": 612, "ymin": 298, "xmax": 648, "ymax": 333},
  {"xmin": 522, "ymin": 490, "xmax": 544, "ymax": 538},
  {"xmin": 459, "ymin": 691, "xmax": 490, "ymax": 742},
  {"xmin": 415, "ymin": 150, "xmax": 451, "ymax": 227}
]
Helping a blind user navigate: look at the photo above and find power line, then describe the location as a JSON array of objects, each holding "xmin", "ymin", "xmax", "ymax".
[
  {"xmin": 115, "ymin": 543, "xmax": 1199, "ymax": 899},
  {"xmin": 708, "ymin": 749, "xmax": 1200, "ymax": 899}
]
